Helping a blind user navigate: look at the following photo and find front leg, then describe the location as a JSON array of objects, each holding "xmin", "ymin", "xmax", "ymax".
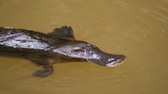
[
  {"xmin": 29, "ymin": 58, "xmax": 54, "ymax": 78},
  {"xmin": 32, "ymin": 63, "xmax": 54, "ymax": 78}
]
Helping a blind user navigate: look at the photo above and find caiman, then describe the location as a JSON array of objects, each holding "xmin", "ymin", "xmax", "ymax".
[{"xmin": 0, "ymin": 26, "xmax": 125, "ymax": 77}]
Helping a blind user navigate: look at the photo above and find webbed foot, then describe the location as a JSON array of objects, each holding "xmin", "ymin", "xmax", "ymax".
[
  {"xmin": 32, "ymin": 69, "xmax": 53, "ymax": 78},
  {"xmin": 32, "ymin": 64, "xmax": 54, "ymax": 78}
]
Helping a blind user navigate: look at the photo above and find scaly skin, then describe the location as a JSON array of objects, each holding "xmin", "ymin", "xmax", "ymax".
[{"xmin": 0, "ymin": 26, "xmax": 125, "ymax": 77}]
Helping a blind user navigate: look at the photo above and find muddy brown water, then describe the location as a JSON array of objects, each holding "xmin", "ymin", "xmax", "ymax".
[{"xmin": 0, "ymin": 0, "xmax": 168, "ymax": 94}]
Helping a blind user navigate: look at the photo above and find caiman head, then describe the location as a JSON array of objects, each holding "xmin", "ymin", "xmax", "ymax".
[
  {"xmin": 50, "ymin": 26, "xmax": 125, "ymax": 67},
  {"xmin": 54, "ymin": 41, "xmax": 125, "ymax": 67}
]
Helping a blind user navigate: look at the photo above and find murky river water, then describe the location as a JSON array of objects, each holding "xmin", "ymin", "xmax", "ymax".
[{"xmin": 0, "ymin": 0, "xmax": 168, "ymax": 94}]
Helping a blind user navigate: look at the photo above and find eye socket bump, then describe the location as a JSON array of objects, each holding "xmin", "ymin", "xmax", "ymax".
[
  {"xmin": 72, "ymin": 44, "xmax": 94, "ymax": 53},
  {"xmin": 72, "ymin": 47, "xmax": 84, "ymax": 52}
]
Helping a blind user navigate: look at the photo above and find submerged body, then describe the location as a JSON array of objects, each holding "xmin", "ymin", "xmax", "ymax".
[{"xmin": 0, "ymin": 26, "xmax": 125, "ymax": 77}]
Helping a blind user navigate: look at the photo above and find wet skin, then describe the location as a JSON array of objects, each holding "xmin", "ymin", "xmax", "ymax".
[{"xmin": 0, "ymin": 26, "xmax": 125, "ymax": 77}]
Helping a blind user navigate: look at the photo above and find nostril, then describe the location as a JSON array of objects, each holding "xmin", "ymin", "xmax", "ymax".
[
  {"xmin": 120, "ymin": 55, "xmax": 126, "ymax": 61},
  {"xmin": 117, "ymin": 55, "xmax": 125, "ymax": 63}
]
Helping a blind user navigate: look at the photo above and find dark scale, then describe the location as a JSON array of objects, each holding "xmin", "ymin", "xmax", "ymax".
[{"xmin": 0, "ymin": 26, "xmax": 125, "ymax": 77}]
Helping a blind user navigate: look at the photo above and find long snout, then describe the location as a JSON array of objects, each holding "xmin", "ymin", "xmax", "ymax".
[
  {"xmin": 87, "ymin": 50, "xmax": 125, "ymax": 67},
  {"xmin": 105, "ymin": 54, "xmax": 125, "ymax": 67}
]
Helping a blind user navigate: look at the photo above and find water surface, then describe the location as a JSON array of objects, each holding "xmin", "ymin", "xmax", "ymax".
[{"xmin": 0, "ymin": 0, "xmax": 168, "ymax": 94}]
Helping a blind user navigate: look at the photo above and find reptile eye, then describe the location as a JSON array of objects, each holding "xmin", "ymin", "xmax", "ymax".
[{"xmin": 72, "ymin": 47, "xmax": 83, "ymax": 52}]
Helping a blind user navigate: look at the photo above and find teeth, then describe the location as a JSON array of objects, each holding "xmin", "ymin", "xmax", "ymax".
[
  {"xmin": 106, "ymin": 59, "xmax": 121, "ymax": 67},
  {"xmin": 107, "ymin": 58, "xmax": 115, "ymax": 63},
  {"xmin": 106, "ymin": 62, "xmax": 118, "ymax": 67}
]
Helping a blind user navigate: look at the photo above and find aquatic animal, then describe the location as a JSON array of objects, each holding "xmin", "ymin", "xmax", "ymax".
[{"xmin": 0, "ymin": 26, "xmax": 125, "ymax": 77}]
